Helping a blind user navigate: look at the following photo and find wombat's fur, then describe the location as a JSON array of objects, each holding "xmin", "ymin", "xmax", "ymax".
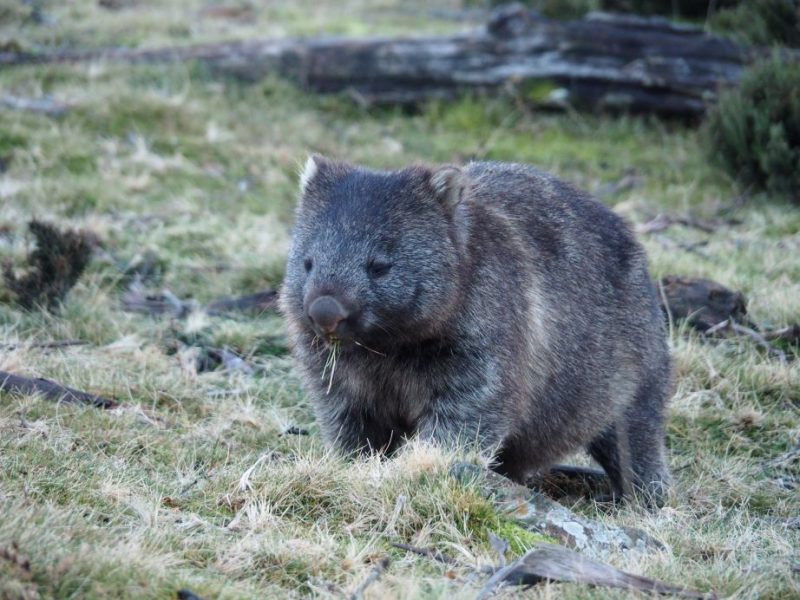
[{"xmin": 280, "ymin": 156, "xmax": 671, "ymax": 503}]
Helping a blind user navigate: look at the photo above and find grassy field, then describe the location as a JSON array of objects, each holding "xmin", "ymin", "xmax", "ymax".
[{"xmin": 1, "ymin": 1, "xmax": 798, "ymax": 598}]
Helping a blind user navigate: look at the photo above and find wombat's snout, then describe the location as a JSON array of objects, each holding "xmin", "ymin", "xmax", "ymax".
[{"xmin": 307, "ymin": 295, "xmax": 349, "ymax": 336}]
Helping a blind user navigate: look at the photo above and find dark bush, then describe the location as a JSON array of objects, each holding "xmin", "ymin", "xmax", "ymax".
[
  {"xmin": 477, "ymin": 0, "xmax": 742, "ymax": 19},
  {"xmin": 703, "ymin": 56, "xmax": 800, "ymax": 202},
  {"xmin": 711, "ymin": 0, "xmax": 800, "ymax": 48},
  {"xmin": 601, "ymin": 0, "xmax": 740, "ymax": 18},
  {"xmin": 2, "ymin": 221, "xmax": 93, "ymax": 310}
]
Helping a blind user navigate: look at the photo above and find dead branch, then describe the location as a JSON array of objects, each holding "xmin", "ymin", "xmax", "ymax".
[
  {"xmin": 703, "ymin": 319, "xmax": 792, "ymax": 363},
  {"xmin": 390, "ymin": 543, "xmax": 461, "ymax": 567},
  {"xmin": 475, "ymin": 543, "xmax": 715, "ymax": 599},
  {"xmin": 349, "ymin": 557, "xmax": 390, "ymax": 600},
  {"xmin": 395, "ymin": 537, "xmax": 712, "ymax": 599},
  {"xmin": 0, "ymin": 370, "xmax": 118, "ymax": 409},
  {"xmin": 637, "ymin": 214, "xmax": 733, "ymax": 235},
  {"xmin": 120, "ymin": 281, "xmax": 195, "ymax": 317},
  {"xmin": 729, "ymin": 321, "xmax": 788, "ymax": 364},
  {"xmin": 121, "ymin": 280, "xmax": 277, "ymax": 319},
  {"xmin": 763, "ymin": 324, "xmax": 800, "ymax": 344}
]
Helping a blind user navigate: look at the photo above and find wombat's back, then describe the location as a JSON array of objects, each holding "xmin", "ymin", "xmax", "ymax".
[{"xmin": 461, "ymin": 162, "xmax": 670, "ymax": 497}]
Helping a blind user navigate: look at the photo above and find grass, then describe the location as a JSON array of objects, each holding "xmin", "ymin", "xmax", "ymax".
[{"xmin": 1, "ymin": 2, "xmax": 799, "ymax": 598}]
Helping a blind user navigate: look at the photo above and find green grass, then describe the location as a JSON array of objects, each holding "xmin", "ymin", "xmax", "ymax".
[{"xmin": 1, "ymin": 2, "xmax": 799, "ymax": 598}]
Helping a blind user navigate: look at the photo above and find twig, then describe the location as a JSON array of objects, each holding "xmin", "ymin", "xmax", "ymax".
[
  {"xmin": 122, "ymin": 280, "xmax": 277, "ymax": 319},
  {"xmin": 349, "ymin": 557, "xmax": 390, "ymax": 600},
  {"xmin": 703, "ymin": 319, "xmax": 730, "ymax": 336},
  {"xmin": 0, "ymin": 370, "xmax": 118, "ymax": 409},
  {"xmin": 704, "ymin": 319, "xmax": 789, "ymax": 363},
  {"xmin": 120, "ymin": 281, "xmax": 194, "ymax": 317},
  {"xmin": 475, "ymin": 562, "xmax": 518, "ymax": 600},
  {"xmin": 637, "ymin": 214, "xmax": 733, "ymax": 235},
  {"xmin": 390, "ymin": 543, "xmax": 460, "ymax": 567},
  {"xmin": 730, "ymin": 321, "xmax": 788, "ymax": 364},
  {"xmin": 763, "ymin": 324, "xmax": 800, "ymax": 343}
]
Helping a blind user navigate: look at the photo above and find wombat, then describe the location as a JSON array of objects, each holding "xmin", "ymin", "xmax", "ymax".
[{"xmin": 280, "ymin": 155, "xmax": 671, "ymax": 503}]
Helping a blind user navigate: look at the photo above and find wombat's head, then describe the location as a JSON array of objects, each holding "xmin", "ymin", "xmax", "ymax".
[{"xmin": 280, "ymin": 155, "xmax": 469, "ymax": 350}]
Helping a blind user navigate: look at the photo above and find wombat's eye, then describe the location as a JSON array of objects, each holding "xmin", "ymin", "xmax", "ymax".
[
  {"xmin": 303, "ymin": 258, "xmax": 313, "ymax": 273},
  {"xmin": 367, "ymin": 260, "xmax": 392, "ymax": 279}
]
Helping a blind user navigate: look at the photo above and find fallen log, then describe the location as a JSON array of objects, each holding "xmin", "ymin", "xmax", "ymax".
[
  {"xmin": 658, "ymin": 275, "xmax": 749, "ymax": 333},
  {"xmin": 657, "ymin": 276, "xmax": 797, "ymax": 361},
  {"xmin": 1, "ymin": 6, "xmax": 787, "ymax": 116},
  {"xmin": 0, "ymin": 370, "xmax": 118, "ymax": 409},
  {"xmin": 393, "ymin": 539, "xmax": 713, "ymax": 598}
]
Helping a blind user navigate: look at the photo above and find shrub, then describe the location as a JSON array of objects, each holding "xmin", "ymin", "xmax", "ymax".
[
  {"xmin": 711, "ymin": 0, "xmax": 800, "ymax": 48},
  {"xmin": 703, "ymin": 55, "xmax": 800, "ymax": 202},
  {"xmin": 602, "ymin": 1, "xmax": 740, "ymax": 18},
  {"xmin": 2, "ymin": 221, "xmax": 93, "ymax": 310}
]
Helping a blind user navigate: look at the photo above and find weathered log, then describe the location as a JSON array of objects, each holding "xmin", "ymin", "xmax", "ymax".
[
  {"xmin": 657, "ymin": 276, "xmax": 796, "ymax": 361},
  {"xmin": 658, "ymin": 275, "xmax": 749, "ymax": 332},
  {"xmin": 1, "ymin": 6, "xmax": 788, "ymax": 116},
  {"xmin": 477, "ymin": 543, "xmax": 716, "ymax": 599}
]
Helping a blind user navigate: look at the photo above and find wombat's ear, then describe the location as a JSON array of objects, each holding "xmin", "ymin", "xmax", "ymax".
[
  {"xmin": 429, "ymin": 165, "xmax": 465, "ymax": 211},
  {"xmin": 299, "ymin": 154, "xmax": 334, "ymax": 195}
]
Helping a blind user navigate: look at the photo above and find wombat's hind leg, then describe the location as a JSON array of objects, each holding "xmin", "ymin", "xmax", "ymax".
[
  {"xmin": 587, "ymin": 425, "xmax": 632, "ymax": 502},
  {"xmin": 626, "ymin": 378, "xmax": 671, "ymax": 507}
]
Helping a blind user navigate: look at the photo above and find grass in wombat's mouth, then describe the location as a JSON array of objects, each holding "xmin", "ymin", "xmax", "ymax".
[{"xmin": 321, "ymin": 338, "xmax": 341, "ymax": 394}]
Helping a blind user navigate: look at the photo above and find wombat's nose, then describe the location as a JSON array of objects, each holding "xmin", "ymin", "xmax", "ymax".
[{"xmin": 308, "ymin": 296, "xmax": 348, "ymax": 335}]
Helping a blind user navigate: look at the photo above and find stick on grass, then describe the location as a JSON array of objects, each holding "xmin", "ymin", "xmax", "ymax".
[
  {"xmin": 0, "ymin": 370, "xmax": 118, "ymax": 409},
  {"xmin": 349, "ymin": 557, "xmax": 390, "ymax": 600}
]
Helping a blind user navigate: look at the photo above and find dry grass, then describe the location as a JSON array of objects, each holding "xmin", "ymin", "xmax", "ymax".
[{"xmin": 1, "ymin": 1, "xmax": 798, "ymax": 598}]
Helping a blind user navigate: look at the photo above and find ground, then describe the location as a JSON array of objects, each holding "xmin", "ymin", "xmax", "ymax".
[{"xmin": 0, "ymin": 1, "xmax": 798, "ymax": 599}]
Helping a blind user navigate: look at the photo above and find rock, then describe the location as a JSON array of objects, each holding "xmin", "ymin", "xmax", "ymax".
[{"xmin": 451, "ymin": 463, "xmax": 664, "ymax": 557}]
